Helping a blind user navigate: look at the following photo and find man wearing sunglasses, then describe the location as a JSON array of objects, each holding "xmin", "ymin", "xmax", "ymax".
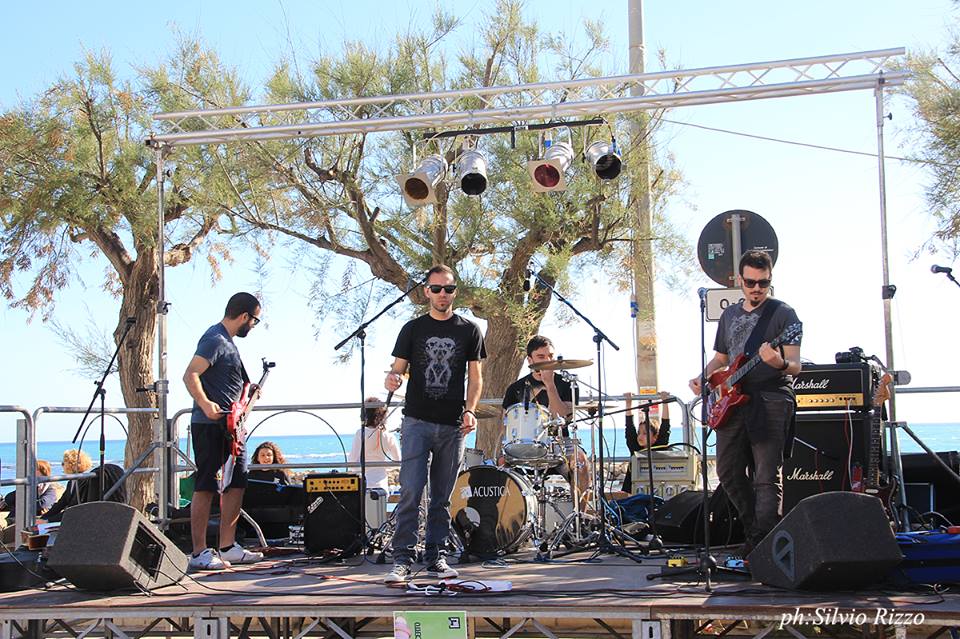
[
  {"xmin": 689, "ymin": 250, "xmax": 802, "ymax": 557},
  {"xmin": 384, "ymin": 265, "xmax": 486, "ymax": 583},
  {"xmin": 183, "ymin": 292, "xmax": 265, "ymax": 571}
]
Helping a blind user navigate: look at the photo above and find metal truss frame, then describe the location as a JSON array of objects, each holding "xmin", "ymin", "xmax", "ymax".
[{"xmin": 148, "ymin": 48, "xmax": 905, "ymax": 146}]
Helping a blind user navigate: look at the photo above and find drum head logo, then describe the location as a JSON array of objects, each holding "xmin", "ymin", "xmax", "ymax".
[{"xmin": 460, "ymin": 484, "xmax": 507, "ymax": 499}]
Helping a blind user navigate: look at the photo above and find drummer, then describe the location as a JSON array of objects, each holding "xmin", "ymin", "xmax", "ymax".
[{"xmin": 501, "ymin": 335, "xmax": 592, "ymax": 508}]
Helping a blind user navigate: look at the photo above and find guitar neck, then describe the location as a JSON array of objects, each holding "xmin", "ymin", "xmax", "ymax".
[{"xmin": 728, "ymin": 334, "xmax": 788, "ymax": 387}]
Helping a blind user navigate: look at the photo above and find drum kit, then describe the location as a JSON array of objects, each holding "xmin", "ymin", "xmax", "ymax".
[{"xmin": 448, "ymin": 357, "xmax": 616, "ymax": 560}]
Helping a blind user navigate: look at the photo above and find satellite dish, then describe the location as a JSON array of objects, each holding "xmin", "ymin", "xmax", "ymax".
[{"xmin": 697, "ymin": 209, "xmax": 778, "ymax": 287}]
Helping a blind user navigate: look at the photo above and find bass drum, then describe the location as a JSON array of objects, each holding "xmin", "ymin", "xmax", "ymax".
[{"xmin": 450, "ymin": 466, "xmax": 536, "ymax": 556}]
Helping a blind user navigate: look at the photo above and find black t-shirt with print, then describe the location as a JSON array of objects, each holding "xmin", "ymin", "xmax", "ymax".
[
  {"xmin": 392, "ymin": 313, "xmax": 486, "ymax": 427},
  {"xmin": 714, "ymin": 299, "xmax": 802, "ymax": 392}
]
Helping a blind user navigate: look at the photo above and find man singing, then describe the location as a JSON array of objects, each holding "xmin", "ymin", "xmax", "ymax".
[
  {"xmin": 384, "ymin": 265, "xmax": 485, "ymax": 583},
  {"xmin": 689, "ymin": 250, "xmax": 801, "ymax": 556}
]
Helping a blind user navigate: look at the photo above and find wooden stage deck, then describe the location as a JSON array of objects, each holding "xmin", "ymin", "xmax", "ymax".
[{"xmin": 1, "ymin": 548, "xmax": 958, "ymax": 639}]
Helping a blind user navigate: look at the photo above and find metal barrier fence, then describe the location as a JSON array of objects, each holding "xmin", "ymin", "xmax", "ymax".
[{"xmin": 4, "ymin": 394, "xmax": 690, "ymax": 533}]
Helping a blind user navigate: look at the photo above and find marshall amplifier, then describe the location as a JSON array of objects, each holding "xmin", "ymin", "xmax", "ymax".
[
  {"xmin": 794, "ymin": 362, "xmax": 874, "ymax": 411},
  {"xmin": 782, "ymin": 412, "xmax": 873, "ymax": 514}
]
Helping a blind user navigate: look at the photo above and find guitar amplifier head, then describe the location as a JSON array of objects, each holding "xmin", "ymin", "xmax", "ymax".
[{"xmin": 794, "ymin": 362, "xmax": 875, "ymax": 411}]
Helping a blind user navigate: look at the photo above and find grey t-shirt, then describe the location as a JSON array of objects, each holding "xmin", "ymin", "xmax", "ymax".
[
  {"xmin": 190, "ymin": 323, "xmax": 246, "ymax": 424},
  {"xmin": 714, "ymin": 299, "xmax": 801, "ymax": 391}
]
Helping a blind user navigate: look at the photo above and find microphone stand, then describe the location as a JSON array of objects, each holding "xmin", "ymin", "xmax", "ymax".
[
  {"xmin": 647, "ymin": 289, "xmax": 743, "ymax": 589},
  {"xmin": 72, "ymin": 317, "xmax": 136, "ymax": 499},
  {"xmin": 334, "ymin": 275, "xmax": 426, "ymax": 552},
  {"xmin": 529, "ymin": 272, "xmax": 646, "ymax": 564},
  {"xmin": 934, "ymin": 268, "xmax": 960, "ymax": 289}
]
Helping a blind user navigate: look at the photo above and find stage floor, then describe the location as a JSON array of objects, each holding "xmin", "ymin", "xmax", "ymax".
[{"xmin": 0, "ymin": 546, "xmax": 958, "ymax": 638}]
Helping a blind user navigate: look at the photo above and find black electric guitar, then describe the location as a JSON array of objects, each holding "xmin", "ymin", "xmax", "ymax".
[{"xmin": 852, "ymin": 373, "xmax": 896, "ymax": 519}]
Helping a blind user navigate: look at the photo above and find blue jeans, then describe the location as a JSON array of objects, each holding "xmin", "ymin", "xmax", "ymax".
[{"xmin": 392, "ymin": 416, "xmax": 464, "ymax": 565}]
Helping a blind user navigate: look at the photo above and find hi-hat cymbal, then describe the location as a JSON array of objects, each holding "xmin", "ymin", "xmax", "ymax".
[{"xmin": 529, "ymin": 358, "xmax": 593, "ymax": 371}]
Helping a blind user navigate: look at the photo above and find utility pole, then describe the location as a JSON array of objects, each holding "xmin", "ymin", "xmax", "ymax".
[{"xmin": 628, "ymin": 0, "xmax": 659, "ymax": 395}]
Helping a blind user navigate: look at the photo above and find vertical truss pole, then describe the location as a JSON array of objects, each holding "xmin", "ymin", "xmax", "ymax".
[{"xmin": 155, "ymin": 144, "xmax": 173, "ymax": 525}]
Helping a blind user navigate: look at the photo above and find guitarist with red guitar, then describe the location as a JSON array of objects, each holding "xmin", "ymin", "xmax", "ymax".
[
  {"xmin": 689, "ymin": 251, "xmax": 803, "ymax": 557},
  {"xmin": 183, "ymin": 292, "xmax": 266, "ymax": 572}
]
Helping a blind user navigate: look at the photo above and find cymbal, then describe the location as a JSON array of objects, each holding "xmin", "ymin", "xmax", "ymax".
[
  {"xmin": 529, "ymin": 358, "xmax": 593, "ymax": 371},
  {"xmin": 574, "ymin": 402, "xmax": 615, "ymax": 412}
]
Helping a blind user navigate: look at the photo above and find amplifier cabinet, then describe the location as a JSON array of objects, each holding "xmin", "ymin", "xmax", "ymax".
[
  {"xmin": 782, "ymin": 412, "xmax": 873, "ymax": 514},
  {"xmin": 303, "ymin": 473, "xmax": 363, "ymax": 556}
]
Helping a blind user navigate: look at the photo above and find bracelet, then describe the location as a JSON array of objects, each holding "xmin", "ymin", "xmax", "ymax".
[
  {"xmin": 779, "ymin": 358, "xmax": 790, "ymax": 371},
  {"xmin": 462, "ymin": 409, "xmax": 476, "ymax": 417}
]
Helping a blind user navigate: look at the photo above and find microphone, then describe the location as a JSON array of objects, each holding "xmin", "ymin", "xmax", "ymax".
[
  {"xmin": 523, "ymin": 380, "xmax": 531, "ymax": 412},
  {"xmin": 931, "ymin": 264, "xmax": 953, "ymax": 275},
  {"xmin": 697, "ymin": 287, "xmax": 708, "ymax": 300}
]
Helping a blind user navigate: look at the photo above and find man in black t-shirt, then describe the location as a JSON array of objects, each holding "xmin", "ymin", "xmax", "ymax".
[
  {"xmin": 501, "ymin": 335, "xmax": 592, "ymax": 509},
  {"xmin": 689, "ymin": 251, "xmax": 802, "ymax": 555},
  {"xmin": 383, "ymin": 265, "xmax": 486, "ymax": 583}
]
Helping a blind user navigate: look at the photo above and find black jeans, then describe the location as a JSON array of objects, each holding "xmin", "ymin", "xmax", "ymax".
[{"xmin": 715, "ymin": 392, "xmax": 794, "ymax": 544}]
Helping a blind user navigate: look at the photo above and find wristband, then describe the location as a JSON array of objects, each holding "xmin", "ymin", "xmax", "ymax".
[
  {"xmin": 779, "ymin": 359, "xmax": 790, "ymax": 371},
  {"xmin": 462, "ymin": 409, "xmax": 476, "ymax": 418}
]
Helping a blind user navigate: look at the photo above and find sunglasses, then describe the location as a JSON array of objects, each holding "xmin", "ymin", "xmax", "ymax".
[
  {"xmin": 427, "ymin": 284, "xmax": 457, "ymax": 294},
  {"xmin": 743, "ymin": 278, "xmax": 771, "ymax": 289},
  {"xmin": 249, "ymin": 314, "xmax": 262, "ymax": 326}
]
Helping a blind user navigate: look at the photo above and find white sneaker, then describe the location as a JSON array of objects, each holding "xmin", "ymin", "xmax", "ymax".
[
  {"xmin": 384, "ymin": 563, "xmax": 412, "ymax": 584},
  {"xmin": 425, "ymin": 558, "xmax": 458, "ymax": 579},
  {"xmin": 189, "ymin": 548, "xmax": 230, "ymax": 571},
  {"xmin": 219, "ymin": 543, "xmax": 263, "ymax": 565}
]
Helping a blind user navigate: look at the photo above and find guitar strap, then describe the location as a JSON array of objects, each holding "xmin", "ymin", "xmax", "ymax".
[{"xmin": 743, "ymin": 298, "xmax": 783, "ymax": 359}]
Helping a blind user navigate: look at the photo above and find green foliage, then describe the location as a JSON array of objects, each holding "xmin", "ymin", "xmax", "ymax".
[{"xmin": 898, "ymin": 26, "xmax": 960, "ymax": 256}]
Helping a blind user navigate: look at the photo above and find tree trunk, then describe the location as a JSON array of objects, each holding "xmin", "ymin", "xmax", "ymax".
[
  {"xmin": 475, "ymin": 314, "xmax": 528, "ymax": 459},
  {"xmin": 115, "ymin": 258, "xmax": 159, "ymax": 511}
]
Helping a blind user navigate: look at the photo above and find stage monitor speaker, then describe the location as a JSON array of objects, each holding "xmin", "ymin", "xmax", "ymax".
[
  {"xmin": 47, "ymin": 502, "xmax": 188, "ymax": 591},
  {"xmin": 901, "ymin": 451, "xmax": 960, "ymax": 522},
  {"xmin": 654, "ymin": 485, "xmax": 744, "ymax": 545},
  {"xmin": 783, "ymin": 412, "xmax": 871, "ymax": 514},
  {"xmin": 747, "ymin": 492, "xmax": 902, "ymax": 590},
  {"xmin": 303, "ymin": 473, "xmax": 363, "ymax": 556}
]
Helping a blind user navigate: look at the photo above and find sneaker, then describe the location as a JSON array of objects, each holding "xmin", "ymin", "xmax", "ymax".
[
  {"xmin": 219, "ymin": 543, "xmax": 263, "ymax": 565},
  {"xmin": 384, "ymin": 563, "xmax": 412, "ymax": 584},
  {"xmin": 189, "ymin": 548, "xmax": 230, "ymax": 571},
  {"xmin": 425, "ymin": 558, "xmax": 458, "ymax": 579}
]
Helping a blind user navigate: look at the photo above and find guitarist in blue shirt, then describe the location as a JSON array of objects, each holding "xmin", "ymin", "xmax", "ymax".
[
  {"xmin": 689, "ymin": 251, "xmax": 802, "ymax": 556},
  {"xmin": 183, "ymin": 292, "xmax": 265, "ymax": 571}
]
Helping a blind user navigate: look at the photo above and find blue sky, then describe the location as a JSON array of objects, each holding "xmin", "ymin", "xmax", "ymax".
[{"xmin": 1, "ymin": 1, "xmax": 958, "ymax": 443}]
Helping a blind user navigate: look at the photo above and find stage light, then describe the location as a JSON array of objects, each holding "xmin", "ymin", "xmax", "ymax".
[
  {"xmin": 456, "ymin": 149, "xmax": 488, "ymax": 196},
  {"xmin": 585, "ymin": 140, "xmax": 622, "ymax": 180},
  {"xmin": 527, "ymin": 141, "xmax": 574, "ymax": 193},
  {"xmin": 396, "ymin": 154, "xmax": 448, "ymax": 207}
]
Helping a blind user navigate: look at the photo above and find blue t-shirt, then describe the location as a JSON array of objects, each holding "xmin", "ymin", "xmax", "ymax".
[{"xmin": 190, "ymin": 323, "xmax": 246, "ymax": 424}]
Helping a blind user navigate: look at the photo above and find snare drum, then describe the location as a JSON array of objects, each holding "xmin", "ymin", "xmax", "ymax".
[
  {"xmin": 450, "ymin": 466, "xmax": 537, "ymax": 556},
  {"xmin": 462, "ymin": 447, "xmax": 488, "ymax": 469},
  {"xmin": 502, "ymin": 402, "xmax": 557, "ymax": 464}
]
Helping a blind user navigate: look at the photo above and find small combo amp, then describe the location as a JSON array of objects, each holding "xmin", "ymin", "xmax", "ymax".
[
  {"xmin": 47, "ymin": 502, "xmax": 188, "ymax": 591},
  {"xmin": 630, "ymin": 451, "xmax": 715, "ymax": 499},
  {"xmin": 303, "ymin": 473, "xmax": 363, "ymax": 556}
]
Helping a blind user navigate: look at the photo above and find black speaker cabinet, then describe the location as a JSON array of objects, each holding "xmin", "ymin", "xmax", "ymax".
[
  {"xmin": 901, "ymin": 451, "xmax": 960, "ymax": 521},
  {"xmin": 303, "ymin": 473, "xmax": 363, "ymax": 556},
  {"xmin": 48, "ymin": 502, "xmax": 188, "ymax": 591},
  {"xmin": 747, "ymin": 492, "xmax": 902, "ymax": 590},
  {"xmin": 783, "ymin": 412, "xmax": 872, "ymax": 514},
  {"xmin": 654, "ymin": 486, "xmax": 744, "ymax": 545}
]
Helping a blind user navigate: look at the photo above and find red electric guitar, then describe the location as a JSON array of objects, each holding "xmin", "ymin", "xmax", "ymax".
[
  {"xmin": 226, "ymin": 358, "xmax": 275, "ymax": 457},
  {"xmin": 705, "ymin": 322, "xmax": 803, "ymax": 429},
  {"xmin": 852, "ymin": 373, "xmax": 896, "ymax": 518}
]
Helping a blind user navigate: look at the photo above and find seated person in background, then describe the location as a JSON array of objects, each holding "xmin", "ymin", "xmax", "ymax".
[
  {"xmin": 0, "ymin": 459, "xmax": 61, "ymax": 543},
  {"xmin": 249, "ymin": 442, "xmax": 290, "ymax": 486},
  {"xmin": 348, "ymin": 397, "xmax": 401, "ymax": 492},
  {"xmin": 621, "ymin": 390, "xmax": 672, "ymax": 493},
  {"xmin": 44, "ymin": 449, "xmax": 126, "ymax": 522}
]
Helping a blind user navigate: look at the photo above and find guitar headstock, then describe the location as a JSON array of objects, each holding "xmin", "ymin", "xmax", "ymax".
[{"xmin": 873, "ymin": 372, "xmax": 893, "ymax": 408}]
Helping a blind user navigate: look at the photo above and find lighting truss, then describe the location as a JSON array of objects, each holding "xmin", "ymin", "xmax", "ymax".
[{"xmin": 148, "ymin": 48, "xmax": 906, "ymax": 147}]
